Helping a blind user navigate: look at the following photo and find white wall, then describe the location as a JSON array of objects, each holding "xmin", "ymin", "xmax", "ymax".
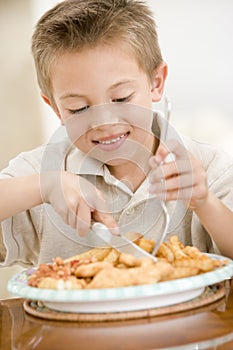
[
  {"xmin": 0, "ymin": 0, "xmax": 44, "ymax": 170},
  {"xmin": 148, "ymin": 0, "xmax": 233, "ymax": 155},
  {"xmin": 30, "ymin": 0, "xmax": 61, "ymax": 142}
]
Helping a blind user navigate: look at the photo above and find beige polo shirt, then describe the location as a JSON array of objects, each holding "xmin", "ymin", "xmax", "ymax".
[{"xmin": 1, "ymin": 113, "xmax": 233, "ymax": 266}]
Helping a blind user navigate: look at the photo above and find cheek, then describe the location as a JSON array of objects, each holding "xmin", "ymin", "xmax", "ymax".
[
  {"xmin": 132, "ymin": 127, "xmax": 151, "ymax": 141},
  {"xmin": 73, "ymin": 134, "xmax": 91, "ymax": 153},
  {"xmin": 135, "ymin": 83, "xmax": 154, "ymax": 106}
]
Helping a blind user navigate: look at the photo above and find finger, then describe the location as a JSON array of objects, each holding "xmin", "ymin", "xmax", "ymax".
[
  {"xmin": 76, "ymin": 200, "xmax": 92, "ymax": 236},
  {"xmin": 92, "ymin": 188, "xmax": 120, "ymax": 234},
  {"xmin": 150, "ymin": 172, "xmax": 195, "ymax": 194},
  {"xmin": 155, "ymin": 186, "xmax": 194, "ymax": 202},
  {"xmin": 67, "ymin": 207, "xmax": 78, "ymax": 229},
  {"xmin": 154, "ymin": 141, "xmax": 171, "ymax": 164},
  {"xmin": 63, "ymin": 193, "xmax": 80, "ymax": 229},
  {"xmin": 153, "ymin": 139, "xmax": 191, "ymax": 167},
  {"xmin": 77, "ymin": 177, "xmax": 108, "ymax": 213},
  {"xmin": 92, "ymin": 211, "xmax": 120, "ymax": 235},
  {"xmin": 149, "ymin": 161, "xmax": 179, "ymax": 184},
  {"xmin": 149, "ymin": 159, "xmax": 192, "ymax": 184},
  {"xmin": 148, "ymin": 155, "xmax": 160, "ymax": 169},
  {"xmin": 164, "ymin": 139, "xmax": 190, "ymax": 160}
]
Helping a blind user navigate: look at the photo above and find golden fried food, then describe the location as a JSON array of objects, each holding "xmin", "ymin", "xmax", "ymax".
[
  {"xmin": 118, "ymin": 252, "xmax": 141, "ymax": 267},
  {"xmin": 183, "ymin": 245, "xmax": 201, "ymax": 259},
  {"xmin": 158, "ymin": 235, "xmax": 226, "ymax": 273},
  {"xmin": 136, "ymin": 237, "xmax": 155, "ymax": 253},
  {"xmin": 157, "ymin": 242, "xmax": 174, "ymax": 263},
  {"xmin": 166, "ymin": 237, "xmax": 187, "ymax": 260},
  {"xmin": 38, "ymin": 276, "xmax": 86, "ymax": 290},
  {"xmin": 74, "ymin": 261, "xmax": 113, "ymax": 278},
  {"xmin": 103, "ymin": 248, "xmax": 120, "ymax": 264},
  {"xmin": 172, "ymin": 255, "xmax": 222, "ymax": 272},
  {"xmin": 163, "ymin": 267, "xmax": 200, "ymax": 281},
  {"xmin": 64, "ymin": 247, "xmax": 112, "ymax": 264},
  {"xmin": 87, "ymin": 260, "xmax": 172, "ymax": 289},
  {"xmin": 28, "ymin": 235, "xmax": 227, "ymax": 290}
]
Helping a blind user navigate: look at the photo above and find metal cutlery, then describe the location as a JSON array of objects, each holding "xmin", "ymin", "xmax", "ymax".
[{"xmin": 92, "ymin": 222, "xmax": 158, "ymax": 262}]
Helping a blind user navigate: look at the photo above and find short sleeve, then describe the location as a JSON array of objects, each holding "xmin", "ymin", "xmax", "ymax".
[
  {"xmin": 0, "ymin": 207, "xmax": 42, "ymax": 267},
  {"xmin": 0, "ymin": 149, "xmax": 44, "ymax": 266}
]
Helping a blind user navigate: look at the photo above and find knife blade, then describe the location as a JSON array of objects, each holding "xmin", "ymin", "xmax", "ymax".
[{"xmin": 92, "ymin": 222, "xmax": 158, "ymax": 262}]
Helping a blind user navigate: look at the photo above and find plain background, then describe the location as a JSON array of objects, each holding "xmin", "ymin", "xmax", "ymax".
[{"xmin": 0, "ymin": 0, "xmax": 233, "ymax": 298}]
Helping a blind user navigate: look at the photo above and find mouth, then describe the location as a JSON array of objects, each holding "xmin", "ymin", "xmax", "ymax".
[
  {"xmin": 93, "ymin": 132, "xmax": 130, "ymax": 145},
  {"xmin": 92, "ymin": 132, "xmax": 130, "ymax": 151}
]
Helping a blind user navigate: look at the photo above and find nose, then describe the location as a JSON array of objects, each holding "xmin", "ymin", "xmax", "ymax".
[
  {"xmin": 88, "ymin": 103, "xmax": 122, "ymax": 129},
  {"xmin": 65, "ymin": 103, "xmax": 126, "ymax": 143}
]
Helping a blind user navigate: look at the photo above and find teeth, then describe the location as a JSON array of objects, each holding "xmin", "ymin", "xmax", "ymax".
[{"xmin": 98, "ymin": 134, "xmax": 125, "ymax": 145}]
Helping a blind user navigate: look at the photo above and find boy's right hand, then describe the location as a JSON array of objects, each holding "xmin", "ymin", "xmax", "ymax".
[{"xmin": 40, "ymin": 171, "xmax": 118, "ymax": 236}]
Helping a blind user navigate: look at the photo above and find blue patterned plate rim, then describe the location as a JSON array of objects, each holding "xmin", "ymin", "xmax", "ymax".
[{"xmin": 7, "ymin": 253, "xmax": 233, "ymax": 302}]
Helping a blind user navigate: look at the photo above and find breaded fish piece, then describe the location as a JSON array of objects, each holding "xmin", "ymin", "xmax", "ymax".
[
  {"xmin": 87, "ymin": 261, "xmax": 173, "ymax": 288},
  {"xmin": 38, "ymin": 276, "xmax": 86, "ymax": 290}
]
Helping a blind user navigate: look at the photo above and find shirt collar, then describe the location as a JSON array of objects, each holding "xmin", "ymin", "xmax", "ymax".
[{"xmin": 66, "ymin": 147, "xmax": 104, "ymax": 175}]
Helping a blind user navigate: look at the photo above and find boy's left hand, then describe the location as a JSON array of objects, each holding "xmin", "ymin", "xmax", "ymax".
[{"xmin": 148, "ymin": 139, "xmax": 209, "ymax": 209}]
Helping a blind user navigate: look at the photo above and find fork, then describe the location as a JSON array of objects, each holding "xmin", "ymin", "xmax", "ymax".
[{"xmin": 151, "ymin": 95, "xmax": 171, "ymax": 256}]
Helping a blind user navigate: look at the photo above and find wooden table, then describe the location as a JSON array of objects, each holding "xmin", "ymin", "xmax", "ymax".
[{"xmin": 1, "ymin": 279, "xmax": 233, "ymax": 350}]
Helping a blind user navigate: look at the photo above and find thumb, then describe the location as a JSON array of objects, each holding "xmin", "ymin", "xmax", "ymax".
[
  {"xmin": 155, "ymin": 141, "xmax": 171, "ymax": 163},
  {"xmin": 92, "ymin": 211, "xmax": 120, "ymax": 236},
  {"xmin": 149, "ymin": 141, "xmax": 170, "ymax": 168},
  {"xmin": 92, "ymin": 188, "xmax": 120, "ymax": 235}
]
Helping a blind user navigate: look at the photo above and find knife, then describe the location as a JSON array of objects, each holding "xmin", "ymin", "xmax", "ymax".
[{"xmin": 92, "ymin": 222, "xmax": 158, "ymax": 262}]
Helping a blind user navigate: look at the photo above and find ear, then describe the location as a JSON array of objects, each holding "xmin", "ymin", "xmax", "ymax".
[
  {"xmin": 150, "ymin": 62, "xmax": 168, "ymax": 102},
  {"xmin": 41, "ymin": 93, "xmax": 64, "ymax": 124}
]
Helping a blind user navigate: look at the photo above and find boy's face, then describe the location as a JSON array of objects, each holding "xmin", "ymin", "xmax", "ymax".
[{"xmin": 44, "ymin": 43, "xmax": 167, "ymax": 166}]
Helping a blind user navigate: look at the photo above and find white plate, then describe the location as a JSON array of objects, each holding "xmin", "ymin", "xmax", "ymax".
[{"xmin": 7, "ymin": 254, "xmax": 233, "ymax": 313}]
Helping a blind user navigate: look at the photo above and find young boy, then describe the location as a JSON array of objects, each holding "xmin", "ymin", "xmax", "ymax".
[{"xmin": 1, "ymin": 0, "xmax": 233, "ymax": 267}]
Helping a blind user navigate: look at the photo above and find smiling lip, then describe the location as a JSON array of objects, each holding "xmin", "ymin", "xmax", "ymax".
[{"xmin": 93, "ymin": 132, "xmax": 129, "ymax": 151}]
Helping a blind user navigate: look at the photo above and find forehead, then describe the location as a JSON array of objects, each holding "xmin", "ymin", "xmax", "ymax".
[
  {"xmin": 52, "ymin": 41, "xmax": 142, "ymax": 72},
  {"xmin": 50, "ymin": 43, "xmax": 148, "ymax": 95}
]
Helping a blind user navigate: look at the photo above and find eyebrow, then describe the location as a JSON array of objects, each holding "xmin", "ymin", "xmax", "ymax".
[
  {"xmin": 60, "ymin": 79, "xmax": 136, "ymax": 101},
  {"xmin": 108, "ymin": 79, "xmax": 136, "ymax": 91},
  {"xmin": 60, "ymin": 93, "xmax": 84, "ymax": 100}
]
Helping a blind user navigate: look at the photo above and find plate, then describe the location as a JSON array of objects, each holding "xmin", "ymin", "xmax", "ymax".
[{"xmin": 7, "ymin": 254, "xmax": 233, "ymax": 313}]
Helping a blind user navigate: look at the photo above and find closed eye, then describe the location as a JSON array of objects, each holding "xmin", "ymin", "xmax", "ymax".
[
  {"xmin": 112, "ymin": 93, "xmax": 134, "ymax": 103},
  {"xmin": 68, "ymin": 105, "xmax": 90, "ymax": 115},
  {"xmin": 67, "ymin": 92, "xmax": 134, "ymax": 114}
]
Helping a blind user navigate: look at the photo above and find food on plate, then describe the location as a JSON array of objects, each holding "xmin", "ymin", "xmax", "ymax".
[
  {"xmin": 28, "ymin": 235, "xmax": 227, "ymax": 290},
  {"xmin": 87, "ymin": 260, "xmax": 173, "ymax": 289},
  {"xmin": 155, "ymin": 235, "xmax": 226, "ymax": 280}
]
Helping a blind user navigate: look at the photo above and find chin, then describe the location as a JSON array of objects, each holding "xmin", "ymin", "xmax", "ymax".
[{"xmin": 104, "ymin": 158, "xmax": 127, "ymax": 167}]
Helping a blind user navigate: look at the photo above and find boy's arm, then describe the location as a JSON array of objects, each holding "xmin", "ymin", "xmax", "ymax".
[
  {"xmin": 194, "ymin": 191, "xmax": 233, "ymax": 259},
  {"xmin": 0, "ymin": 175, "xmax": 42, "ymax": 222},
  {"xmin": 0, "ymin": 172, "xmax": 118, "ymax": 236}
]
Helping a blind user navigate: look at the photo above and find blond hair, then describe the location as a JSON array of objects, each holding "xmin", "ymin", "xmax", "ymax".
[{"xmin": 32, "ymin": 0, "xmax": 163, "ymax": 103}]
